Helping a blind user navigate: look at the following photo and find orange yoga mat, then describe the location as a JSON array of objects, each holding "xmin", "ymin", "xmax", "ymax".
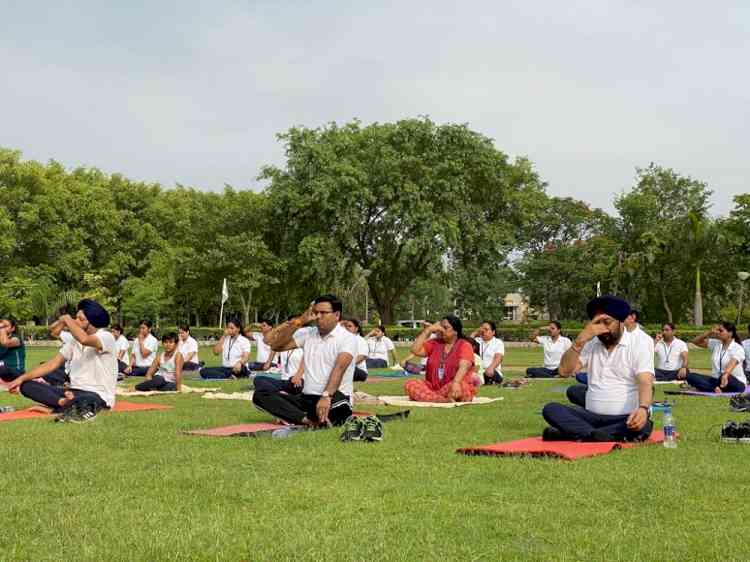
[
  {"xmin": 457, "ymin": 430, "xmax": 668, "ymax": 461},
  {"xmin": 185, "ymin": 411, "xmax": 376, "ymax": 438},
  {"xmin": 0, "ymin": 401, "xmax": 172, "ymax": 422}
]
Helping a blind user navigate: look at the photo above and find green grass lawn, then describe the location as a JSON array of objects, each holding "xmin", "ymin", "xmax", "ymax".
[{"xmin": 1, "ymin": 346, "xmax": 743, "ymax": 561}]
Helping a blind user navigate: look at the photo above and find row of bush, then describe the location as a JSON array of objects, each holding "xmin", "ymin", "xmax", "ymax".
[{"xmin": 18, "ymin": 323, "xmax": 728, "ymax": 343}]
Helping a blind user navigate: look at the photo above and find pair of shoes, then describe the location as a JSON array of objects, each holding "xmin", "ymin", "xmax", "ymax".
[
  {"xmin": 542, "ymin": 427, "xmax": 569, "ymax": 441},
  {"xmin": 339, "ymin": 415, "xmax": 384, "ymax": 442},
  {"xmin": 54, "ymin": 405, "xmax": 97, "ymax": 424},
  {"xmin": 721, "ymin": 421, "xmax": 750, "ymax": 442},
  {"xmin": 729, "ymin": 394, "xmax": 750, "ymax": 412}
]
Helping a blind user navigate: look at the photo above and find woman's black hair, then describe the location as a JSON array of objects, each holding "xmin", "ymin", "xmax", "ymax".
[
  {"xmin": 550, "ymin": 320, "xmax": 562, "ymax": 331},
  {"xmin": 344, "ymin": 317, "xmax": 363, "ymax": 336},
  {"xmin": 481, "ymin": 320, "xmax": 497, "ymax": 335},
  {"xmin": 663, "ymin": 322, "xmax": 675, "ymax": 331},
  {"xmin": 140, "ymin": 319, "xmax": 153, "ymax": 329},
  {"xmin": 227, "ymin": 317, "xmax": 243, "ymax": 332},
  {"xmin": 442, "ymin": 314, "xmax": 474, "ymax": 346},
  {"xmin": 377, "ymin": 324, "xmax": 387, "ymax": 336},
  {"xmin": 111, "ymin": 323, "xmax": 123, "ymax": 334},
  {"xmin": 179, "ymin": 324, "xmax": 190, "ymax": 333},
  {"xmin": 721, "ymin": 321, "xmax": 742, "ymax": 345}
]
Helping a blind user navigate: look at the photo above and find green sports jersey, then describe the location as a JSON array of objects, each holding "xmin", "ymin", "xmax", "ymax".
[{"xmin": 0, "ymin": 338, "xmax": 25, "ymax": 373}]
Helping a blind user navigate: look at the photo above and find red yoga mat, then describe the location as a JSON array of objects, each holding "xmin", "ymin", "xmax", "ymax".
[
  {"xmin": 0, "ymin": 401, "xmax": 172, "ymax": 423},
  {"xmin": 457, "ymin": 430, "xmax": 668, "ymax": 461}
]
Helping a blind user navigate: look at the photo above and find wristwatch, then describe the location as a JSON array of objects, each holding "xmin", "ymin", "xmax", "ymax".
[
  {"xmin": 638, "ymin": 405, "xmax": 651, "ymax": 418},
  {"xmin": 321, "ymin": 391, "xmax": 330, "ymax": 399}
]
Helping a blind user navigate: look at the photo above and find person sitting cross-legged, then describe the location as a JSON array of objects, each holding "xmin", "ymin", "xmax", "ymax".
[
  {"xmin": 200, "ymin": 319, "xmax": 251, "ymax": 379},
  {"xmin": 404, "ymin": 315, "xmax": 477, "ymax": 403},
  {"xmin": 341, "ymin": 317, "xmax": 369, "ymax": 382},
  {"xmin": 653, "ymin": 323, "xmax": 690, "ymax": 382},
  {"xmin": 687, "ymin": 322, "xmax": 746, "ymax": 393},
  {"xmin": 0, "ymin": 316, "xmax": 25, "ymax": 384},
  {"xmin": 126, "ymin": 320, "xmax": 159, "ymax": 377},
  {"xmin": 245, "ymin": 319, "xmax": 277, "ymax": 371},
  {"xmin": 4, "ymin": 300, "xmax": 117, "ymax": 421},
  {"xmin": 178, "ymin": 325, "xmax": 201, "ymax": 371},
  {"xmin": 252, "ymin": 316, "xmax": 305, "ymax": 394},
  {"xmin": 541, "ymin": 295, "xmax": 655, "ymax": 442},
  {"xmin": 470, "ymin": 320, "xmax": 504, "ymax": 385},
  {"xmin": 526, "ymin": 321, "xmax": 572, "ymax": 378},
  {"xmin": 134, "ymin": 332, "xmax": 183, "ymax": 392},
  {"xmin": 365, "ymin": 325, "xmax": 397, "ymax": 369},
  {"xmin": 252, "ymin": 294, "xmax": 357, "ymax": 427}
]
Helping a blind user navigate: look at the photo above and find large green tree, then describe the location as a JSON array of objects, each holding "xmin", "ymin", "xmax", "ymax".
[{"xmin": 261, "ymin": 118, "xmax": 545, "ymax": 323}]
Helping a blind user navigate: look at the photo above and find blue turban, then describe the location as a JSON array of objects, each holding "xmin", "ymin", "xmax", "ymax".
[
  {"xmin": 77, "ymin": 299, "xmax": 110, "ymax": 329},
  {"xmin": 586, "ymin": 295, "xmax": 631, "ymax": 322}
]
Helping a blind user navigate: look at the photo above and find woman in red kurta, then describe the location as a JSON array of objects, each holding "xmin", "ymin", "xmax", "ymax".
[{"xmin": 404, "ymin": 315, "xmax": 477, "ymax": 403}]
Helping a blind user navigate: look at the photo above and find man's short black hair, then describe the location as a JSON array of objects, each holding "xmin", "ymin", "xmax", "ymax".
[
  {"xmin": 482, "ymin": 320, "xmax": 497, "ymax": 334},
  {"xmin": 258, "ymin": 318, "xmax": 273, "ymax": 326},
  {"xmin": 5, "ymin": 316, "xmax": 18, "ymax": 330},
  {"xmin": 140, "ymin": 319, "xmax": 153, "ymax": 329},
  {"xmin": 314, "ymin": 294, "xmax": 343, "ymax": 315},
  {"xmin": 550, "ymin": 320, "xmax": 562, "ymax": 330},
  {"xmin": 628, "ymin": 309, "xmax": 641, "ymax": 323},
  {"xmin": 162, "ymin": 332, "xmax": 178, "ymax": 343},
  {"xmin": 179, "ymin": 324, "xmax": 190, "ymax": 332},
  {"xmin": 111, "ymin": 323, "xmax": 123, "ymax": 334},
  {"xmin": 663, "ymin": 322, "xmax": 675, "ymax": 331}
]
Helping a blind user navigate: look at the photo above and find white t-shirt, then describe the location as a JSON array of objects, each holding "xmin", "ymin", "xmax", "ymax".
[
  {"xmin": 355, "ymin": 335, "xmax": 369, "ymax": 373},
  {"xmin": 632, "ymin": 326, "xmax": 655, "ymax": 354},
  {"xmin": 366, "ymin": 336, "xmax": 395, "ymax": 363},
  {"xmin": 59, "ymin": 331, "xmax": 75, "ymax": 374},
  {"xmin": 60, "ymin": 329, "xmax": 118, "ymax": 407},
  {"xmin": 131, "ymin": 334, "xmax": 159, "ymax": 367},
  {"xmin": 654, "ymin": 337, "xmax": 688, "ymax": 370},
  {"xmin": 115, "ymin": 335, "xmax": 130, "ymax": 364},
  {"xmin": 742, "ymin": 339, "xmax": 750, "ymax": 372},
  {"xmin": 221, "ymin": 335, "xmax": 251, "ymax": 368},
  {"xmin": 581, "ymin": 329, "xmax": 655, "ymax": 416},
  {"xmin": 178, "ymin": 336, "xmax": 199, "ymax": 364},
  {"xmin": 251, "ymin": 332, "xmax": 273, "ymax": 364},
  {"xmin": 536, "ymin": 335, "xmax": 572, "ymax": 369},
  {"xmin": 294, "ymin": 324, "xmax": 357, "ymax": 397},
  {"xmin": 707, "ymin": 339, "xmax": 747, "ymax": 383},
  {"xmin": 278, "ymin": 347, "xmax": 304, "ymax": 381},
  {"xmin": 156, "ymin": 351, "xmax": 178, "ymax": 383},
  {"xmin": 475, "ymin": 337, "xmax": 504, "ymax": 374}
]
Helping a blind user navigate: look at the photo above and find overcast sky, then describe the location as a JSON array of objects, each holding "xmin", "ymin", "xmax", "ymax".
[{"xmin": 2, "ymin": 1, "xmax": 747, "ymax": 215}]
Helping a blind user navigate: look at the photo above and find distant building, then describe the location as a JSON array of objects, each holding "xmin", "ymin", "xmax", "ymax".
[{"xmin": 503, "ymin": 293, "xmax": 531, "ymax": 323}]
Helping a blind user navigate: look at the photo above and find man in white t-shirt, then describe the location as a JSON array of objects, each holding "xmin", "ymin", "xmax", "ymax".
[
  {"xmin": 470, "ymin": 321, "xmax": 505, "ymax": 384},
  {"xmin": 5, "ymin": 299, "xmax": 117, "ymax": 422},
  {"xmin": 253, "ymin": 294, "xmax": 357, "ymax": 426},
  {"xmin": 111, "ymin": 324, "xmax": 130, "ymax": 376},
  {"xmin": 127, "ymin": 320, "xmax": 159, "ymax": 377},
  {"xmin": 44, "ymin": 314, "xmax": 75, "ymax": 387},
  {"xmin": 542, "ymin": 295, "xmax": 654, "ymax": 442},
  {"xmin": 526, "ymin": 321, "xmax": 572, "ymax": 378},
  {"xmin": 245, "ymin": 319, "xmax": 277, "ymax": 371},
  {"xmin": 253, "ymin": 317, "xmax": 305, "ymax": 394},
  {"xmin": 743, "ymin": 324, "xmax": 750, "ymax": 378},
  {"xmin": 653, "ymin": 323, "xmax": 690, "ymax": 381}
]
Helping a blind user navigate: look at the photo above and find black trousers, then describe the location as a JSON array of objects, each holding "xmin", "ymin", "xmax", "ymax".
[
  {"xmin": 253, "ymin": 376, "xmax": 302, "ymax": 394},
  {"xmin": 365, "ymin": 358, "xmax": 388, "ymax": 369},
  {"xmin": 200, "ymin": 366, "xmax": 248, "ymax": 379},
  {"xmin": 19, "ymin": 381, "xmax": 107, "ymax": 412},
  {"xmin": 44, "ymin": 367, "xmax": 69, "ymax": 387},
  {"xmin": 182, "ymin": 361, "xmax": 201, "ymax": 371},
  {"xmin": 654, "ymin": 368, "xmax": 680, "ymax": 381},
  {"xmin": 135, "ymin": 376, "xmax": 176, "ymax": 392},
  {"xmin": 130, "ymin": 366, "xmax": 151, "ymax": 377},
  {"xmin": 566, "ymin": 384, "xmax": 587, "ymax": 408},
  {"xmin": 117, "ymin": 360, "xmax": 129, "ymax": 374},
  {"xmin": 252, "ymin": 389, "xmax": 352, "ymax": 426},
  {"xmin": 0, "ymin": 365, "xmax": 22, "ymax": 382},
  {"xmin": 354, "ymin": 367, "xmax": 368, "ymax": 382},
  {"xmin": 686, "ymin": 373, "xmax": 745, "ymax": 393},
  {"xmin": 542, "ymin": 402, "xmax": 653, "ymax": 442},
  {"xmin": 526, "ymin": 367, "xmax": 559, "ymax": 378}
]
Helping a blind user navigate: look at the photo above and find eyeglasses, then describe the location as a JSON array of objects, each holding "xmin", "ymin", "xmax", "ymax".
[{"xmin": 313, "ymin": 309, "xmax": 336, "ymax": 317}]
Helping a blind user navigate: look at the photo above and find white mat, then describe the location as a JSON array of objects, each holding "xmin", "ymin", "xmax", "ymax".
[
  {"xmin": 202, "ymin": 391, "xmax": 253, "ymax": 401},
  {"xmin": 116, "ymin": 384, "xmax": 219, "ymax": 397},
  {"xmin": 378, "ymin": 395, "xmax": 503, "ymax": 408}
]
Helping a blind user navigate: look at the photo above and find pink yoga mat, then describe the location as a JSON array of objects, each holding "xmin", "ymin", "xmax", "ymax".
[
  {"xmin": 457, "ymin": 430, "xmax": 669, "ymax": 461},
  {"xmin": 184, "ymin": 423, "xmax": 292, "ymax": 437},
  {"xmin": 663, "ymin": 390, "xmax": 745, "ymax": 397},
  {"xmin": 0, "ymin": 401, "xmax": 172, "ymax": 423}
]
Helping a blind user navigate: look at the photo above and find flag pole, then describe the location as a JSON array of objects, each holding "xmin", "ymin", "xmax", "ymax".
[{"xmin": 219, "ymin": 278, "xmax": 227, "ymax": 328}]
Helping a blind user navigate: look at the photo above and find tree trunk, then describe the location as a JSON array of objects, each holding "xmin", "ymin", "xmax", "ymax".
[
  {"xmin": 660, "ymin": 285, "xmax": 673, "ymax": 324},
  {"xmin": 693, "ymin": 265, "xmax": 703, "ymax": 326},
  {"xmin": 379, "ymin": 302, "xmax": 394, "ymax": 325}
]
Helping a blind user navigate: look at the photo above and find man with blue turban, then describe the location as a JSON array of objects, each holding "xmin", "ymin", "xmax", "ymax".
[
  {"xmin": 5, "ymin": 299, "xmax": 118, "ymax": 422},
  {"xmin": 540, "ymin": 295, "xmax": 655, "ymax": 442}
]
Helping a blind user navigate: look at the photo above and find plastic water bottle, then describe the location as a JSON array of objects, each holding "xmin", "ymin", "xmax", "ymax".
[
  {"xmin": 663, "ymin": 406, "xmax": 677, "ymax": 449},
  {"xmin": 0, "ymin": 406, "xmax": 15, "ymax": 413}
]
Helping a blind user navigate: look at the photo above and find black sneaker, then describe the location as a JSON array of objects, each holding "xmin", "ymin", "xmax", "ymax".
[
  {"xmin": 54, "ymin": 405, "xmax": 79, "ymax": 423},
  {"xmin": 730, "ymin": 394, "xmax": 750, "ymax": 412},
  {"xmin": 70, "ymin": 407, "xmax": 98, "ymax": 423},
  {"xmin": 361, "ymin": 416, "xmax": 384, "ymax": 442},
  {"xmin": 339, "ymin": 416, "xmax": 364, "ymax": 442}
]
